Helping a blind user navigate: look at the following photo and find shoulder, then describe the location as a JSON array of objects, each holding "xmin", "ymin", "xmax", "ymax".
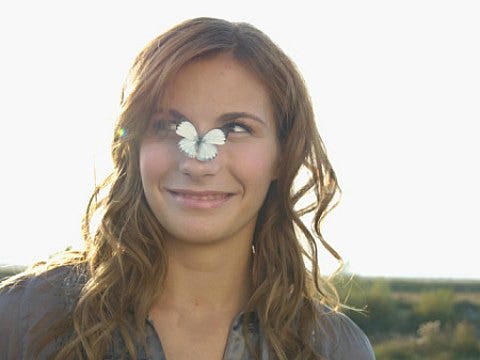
[
  {"xmin": 0, "ymin": 264, "xmax": 87, "ymax": 358},
  {"xmin": 312, "ymin": 304, "xmax": 376, "ymax": 360},
  {"xmin": 0, "ymin": 263, "xmax": 87, "ymax": 308}
]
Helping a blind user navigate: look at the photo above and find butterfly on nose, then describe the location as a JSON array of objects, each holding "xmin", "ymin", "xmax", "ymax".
[{"xmin": 176, "ymin": 121, "xmax": 226, "ymax": 161}]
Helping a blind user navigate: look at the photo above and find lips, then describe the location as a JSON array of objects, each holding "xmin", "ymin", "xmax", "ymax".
[{"xmin": 167, "ymin": 189, "xmax": 235, "ymax": 209}]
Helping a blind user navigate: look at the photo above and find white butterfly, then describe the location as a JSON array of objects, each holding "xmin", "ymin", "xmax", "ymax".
[{"xmin": 176, "ymin": 121, "xmax": 226, "ymax": 161}]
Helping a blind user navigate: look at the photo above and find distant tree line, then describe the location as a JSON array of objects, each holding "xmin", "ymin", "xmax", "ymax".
[{"xmin": 334, "ymin": 275, "xmax": 480, "ymax": 359}]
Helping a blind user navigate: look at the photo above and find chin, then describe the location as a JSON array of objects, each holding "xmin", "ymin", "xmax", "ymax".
[{"xmin": 162, "ymin": 225, "xmax": 229, "ymax": 246}]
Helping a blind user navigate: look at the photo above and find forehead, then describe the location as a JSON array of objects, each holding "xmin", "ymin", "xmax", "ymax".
[{"xmin": 159, "ymin": 53, "xmax": 274, "ymax": 127}]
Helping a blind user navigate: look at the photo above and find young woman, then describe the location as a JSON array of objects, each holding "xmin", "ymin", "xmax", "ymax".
[{"xmin": 0, "ymin": 17, "xmax": 375, "ymax": 359}]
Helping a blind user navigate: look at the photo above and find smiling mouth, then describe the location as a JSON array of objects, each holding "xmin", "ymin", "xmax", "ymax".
[{"xmin": 167, "ymin": 189, "xmax": 235, "ymax": 209}]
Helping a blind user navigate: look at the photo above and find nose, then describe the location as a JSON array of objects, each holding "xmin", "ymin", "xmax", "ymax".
[{"xmin": 178, "ymin": 155, "xmax": 221, "ymax": 178}]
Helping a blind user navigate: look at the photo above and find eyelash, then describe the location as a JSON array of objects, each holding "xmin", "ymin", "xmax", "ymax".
[
  {"xmin": 223, "ymin": 121, "xmax": 252, "ymax": 134},
  {"xmin": 151, "ymin": 120, "xmax": 178, "ymax": 135}
]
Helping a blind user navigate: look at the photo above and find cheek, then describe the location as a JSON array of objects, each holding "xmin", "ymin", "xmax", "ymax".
[
  {"xmin": 139, "ymin": 142, "xmax": 175, "ymax": 185},
  {"xmin": 231, "ymin": 143, "xmax": 278, "ymax": 186}
]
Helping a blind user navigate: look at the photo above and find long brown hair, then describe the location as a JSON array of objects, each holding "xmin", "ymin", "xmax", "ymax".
[{"xmin": 3, "ymin": 17, "xmax": 343, "ymax": 359}]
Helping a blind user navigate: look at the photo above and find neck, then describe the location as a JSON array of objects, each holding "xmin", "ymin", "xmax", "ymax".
[{"xmin": 152, "ymin": 237, "xmax": 253, "ymax": 316}]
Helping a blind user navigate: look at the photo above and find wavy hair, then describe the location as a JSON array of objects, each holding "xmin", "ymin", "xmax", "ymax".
[{"xmin": 5, "ymin": 17, "xmax": 343, "ymax": 359}]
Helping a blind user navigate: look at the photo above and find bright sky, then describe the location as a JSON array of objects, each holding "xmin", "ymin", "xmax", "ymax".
[{"xmin": 0, "ymin": 1, "xmax": 479, "ymax": 279}]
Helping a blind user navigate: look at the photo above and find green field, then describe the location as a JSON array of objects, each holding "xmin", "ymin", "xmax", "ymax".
[
  {"xmin": 335, "ymin": 275, "xmax": 480, "ymax": 359},
  {"xmin": 2, "ymin": 267, "xmax": 479, "ymax": 359}
]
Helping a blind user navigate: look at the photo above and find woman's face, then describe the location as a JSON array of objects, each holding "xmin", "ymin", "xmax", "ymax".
[{"xmin": 140, "ymin": 53, "xmax": 279, "ymax": 246}]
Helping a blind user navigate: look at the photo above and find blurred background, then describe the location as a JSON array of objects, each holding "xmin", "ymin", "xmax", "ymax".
[{"xmin": 1, "ymin": 1, "xmax": 479, "ymax": 358}]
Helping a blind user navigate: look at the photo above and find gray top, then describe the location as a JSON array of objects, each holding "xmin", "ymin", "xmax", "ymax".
[{"xmin": 0, "ymin": 266, "xmax": 375, "ymax": 359}]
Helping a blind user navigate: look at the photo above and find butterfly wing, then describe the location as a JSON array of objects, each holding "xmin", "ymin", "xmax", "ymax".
[
  {"xmin": 176, "ymin": 121, "xmax": 199, "ymax": 158},
  {"xmin": 197, "ymin": 143, "xmax": 219, "ymax": 161},
  {"xmin": 176, "ymin": 121, "xmax": 198, "ymax": 141},
  {"xmin": 178, "ymin": 138, "xmax": 198, "ymax": 158},
  {"xmin": 202, "ymin": 128, "xmax": 226, "ymax": 145},
  {"xmin": 197, "ymin": 128, "xmax": 226, "ymax": 161}
]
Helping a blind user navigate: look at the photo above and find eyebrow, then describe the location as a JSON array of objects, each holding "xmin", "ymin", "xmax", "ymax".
[{"xmin": 164, "ymin": 109, "xmax": 267, "ymax": 126}]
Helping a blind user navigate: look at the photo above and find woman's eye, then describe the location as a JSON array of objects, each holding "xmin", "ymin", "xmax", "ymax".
[
  {"xmin": 151, "ymin": 120, "xmax": 177, "ymax": 137},
  {"xmin": 225, "ymin": 122, "xmax": 251, "ymax": 134}
]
